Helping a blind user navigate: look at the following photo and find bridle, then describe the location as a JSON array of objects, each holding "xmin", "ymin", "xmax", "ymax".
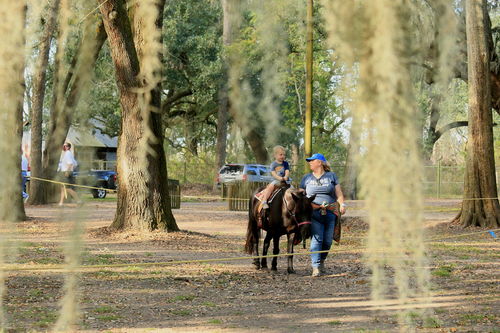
[{"xmin": 283, "ymin": 193, "xmax": 311, "ymax": 228}]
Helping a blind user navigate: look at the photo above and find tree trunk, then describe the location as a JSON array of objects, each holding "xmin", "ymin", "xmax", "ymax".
[
  {"xmin": 214, "ymin": 0, "xmax": 238, "ymax": 190},
  {"xmin": 343, "ymin": 112, "xmax": 361, "ymax": 200},
  {"xmin": 28, "ymin": 0, "xmax": 60, "ymax": 205},
  {"xmin": 456, "ymin": 0, "xmax": 500, "ymax": 228},
  {"xmin": 14, "ymin": 86, "xmax": 26, "ymax": 221},
  {"xmin": 100, "ymin": 0, "xmax": 179, "ymax": 232},
  {"xmin": 145, "ymin": 0, "xmax": 178, "ymax": 232},
  {"xmin": 244, "ymin": 128, "xmax": 268, "ymax": 164},
  {"xmin": 423, "ymin": 92, "xmax": 442, "ymax": 160},
  {"xmin": 0, "ymin": 2, "xmax": 26, "ymax": 222}
]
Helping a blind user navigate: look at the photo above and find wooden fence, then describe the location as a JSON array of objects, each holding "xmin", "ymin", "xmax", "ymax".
[
  {"xmin": 168, "ymin": 179, "xmax": 181, "ymax": 209},
  {"xmin": 226, "ymin": 181, "xmax": 268, "ymax": 211}
]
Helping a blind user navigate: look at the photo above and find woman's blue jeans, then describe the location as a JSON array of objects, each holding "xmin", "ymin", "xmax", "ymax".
[
  {"xmin": 310, "ymin": 209, "xmax": 336, "ymax": 268},
  {"xmin": 21, "ymin": 171, "xmax": 28, "ymax": 199}
]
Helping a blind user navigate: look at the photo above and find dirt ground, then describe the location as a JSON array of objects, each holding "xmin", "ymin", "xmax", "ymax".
[{"xmin": 4, "ymin": 196, "xmax": 499, "ymax": 332}]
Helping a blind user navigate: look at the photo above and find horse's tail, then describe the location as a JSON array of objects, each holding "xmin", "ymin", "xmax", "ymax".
[{"xmin": 245, "ymin": 195, "xmax": 259, "ymax": 254}]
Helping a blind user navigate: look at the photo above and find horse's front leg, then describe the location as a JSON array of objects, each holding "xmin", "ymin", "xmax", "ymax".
[
  {"xmin": 261, "ymin": 232, "xmax": 272, "ymax": 269},
  {"xmin": 271, "ymin": 235, "xmax": 280, "ymax": 271},
  {"xmin": 286, "ymin": 233, "xmax": 295, "ymax": 274}
]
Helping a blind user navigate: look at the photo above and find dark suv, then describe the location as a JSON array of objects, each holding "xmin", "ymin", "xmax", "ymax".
[
  {"xmin": 216, "ymin": 164, "xmax": 273, "ymax": 188},
  {"xmin": 74, "ymin": 170, "xmax": 117, "ymax": 199}
]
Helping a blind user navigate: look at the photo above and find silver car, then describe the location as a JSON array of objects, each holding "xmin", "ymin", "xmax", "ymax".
[{"xmin": 216, "ymin": 164, "xmax": 273, "ymax": 188}]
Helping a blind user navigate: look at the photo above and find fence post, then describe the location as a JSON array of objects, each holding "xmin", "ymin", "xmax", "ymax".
[
  {"xmin": 167, "ymin": 179, "xmax": 180, "ymax": 209},
  {"xmin": 436, "ymin": 160, "xmax": 441, "ymax": 199}
]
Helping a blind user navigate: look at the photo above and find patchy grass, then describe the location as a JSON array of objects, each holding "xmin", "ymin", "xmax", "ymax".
[
  {"xmin": 423, "ymin": 316, "xmax": 442, "ymax": 328},
  {"xmin": 94, "ymin": 305, "xmax": 116, "ymax": 314},
  {"xmin": 457, "ymin": 313, "xmax": 496, "ymax": 326},
  {"xmin": 126, "ymin": 266, "xmax": 143, "ymax": 272},
  {"xmin": 28, "ymin": 289, "xmax": 43, "ymax": 297},
  {"xmin": 170, "ymin": 310, "xmax": 191, "ymax": 316},
  {"xmin": 11, "ymin": 200, "xmax": 498, "ymax": 332},
  {"xmin": 429, "ymin": 242, "xmax": 489, "ymax": 255},
  {"xmin": 431, "ymin": 264, "xmax": 455, "ymax": 277},
  {"xmin": 96, "ymin": 314, "xmax": 121, "ymax": 321},
  {"xmin": 202, "ymin": 301, "xmax": 217, "ymax": 307},
  {"xmin": 35, "ymin": 311, "xmax": 58, "ymax": 328},
  {"xmin": 12, "ymin": 306, "xmax": 58, "ymax": 329},
  {"xmin": 88, "ymin": 270, "xmax": 122, "ymax": 279},
  {"xmin": 32, "ymin": 257, "xmax": 62, "ymax": 265},
  {"xmin": 169, "ymin": 295, "xmax": 196, "ymax": 302},
  {"xmin": 83, "ymin": 253, "xmax": 118, "ymax": 265}
]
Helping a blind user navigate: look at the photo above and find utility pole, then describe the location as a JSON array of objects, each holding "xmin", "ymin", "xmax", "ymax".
[{"xmin": 304, "ymin": 0, "xmax": 313, "ymax": 172}]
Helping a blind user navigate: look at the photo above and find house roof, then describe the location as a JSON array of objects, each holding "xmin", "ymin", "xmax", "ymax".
[
  {"xmin": 22, "ymin": 120, "xmax": 118, "ymax": 150},
  {"xmin": 67, "ymin": 127, "xmax": 106, "ymax": 147},
  {"xmin": 88, "ymin": 119, "xmax": 118, "ymax": 148}
]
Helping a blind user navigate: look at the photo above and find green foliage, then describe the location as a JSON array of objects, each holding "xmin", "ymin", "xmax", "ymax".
[
  {"xmin": 232, "ymin": 2, "xmax": 347, "ymax": 158},
  {"xmin": 166, "ymin": 150, "xmax": 216, "ymax": 184},
  {"xmin": 83, "ymin": 44, "xmax": 121, "ymax": 137},
  {"xmin": 162, "ymin": 0, "xmax": 222, "ymax": 151}
]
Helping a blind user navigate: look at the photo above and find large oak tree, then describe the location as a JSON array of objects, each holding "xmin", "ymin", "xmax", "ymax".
[
  {"xmin": 99, "ymin": 0, "xmax": 178, "ymax": 231},
  {"xmin": 455, "ymin": 0, "xmax": 500, "ymax": 228}
]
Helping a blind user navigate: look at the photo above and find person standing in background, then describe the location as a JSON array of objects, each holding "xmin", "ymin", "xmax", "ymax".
[
  {"xmin": 58, "ymin": 142, "xmax": 82, "ymax": 206},
  {"xmin": 21, "ymin": 150, "xmax": 29, "ymax": 202}
]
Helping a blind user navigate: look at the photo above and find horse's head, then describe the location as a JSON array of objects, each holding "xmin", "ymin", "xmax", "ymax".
[{"xmin": 286, "ymin": 189, "xmax": 316, "ymax": 243}]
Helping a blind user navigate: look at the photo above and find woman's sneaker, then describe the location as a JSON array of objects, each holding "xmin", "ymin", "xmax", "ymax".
[
  {"xmin": 311, "ymin": 267, "xmax": 321, "ymax": 277},
  {"xmin": 319, "ymin": 261, "xmax": 326, "ymax": 274}
]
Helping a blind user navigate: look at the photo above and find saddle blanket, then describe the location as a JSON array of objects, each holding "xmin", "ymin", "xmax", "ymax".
[{"xmin": 254, "ymin": 187, "xmax": 282, "ymax": 204}]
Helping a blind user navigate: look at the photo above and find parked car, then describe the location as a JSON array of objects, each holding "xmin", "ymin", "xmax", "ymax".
[
  {"xmin": 74, "ymin": 170, "xmax": 117, "ymax": 199},
  {"xmin": 215, "ymin": 164, "xmax": 273, "ymax": 188}
]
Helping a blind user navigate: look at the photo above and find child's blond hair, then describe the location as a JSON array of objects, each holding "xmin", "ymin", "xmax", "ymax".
[{"xmin": 273, "ymin": 145, "xmax": 286, "ymax": 156}]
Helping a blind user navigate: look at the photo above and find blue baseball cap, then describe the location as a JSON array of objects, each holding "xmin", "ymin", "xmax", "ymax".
[{"xmin": 305, "ymin": 153, "xmax": 327, "ymax": 162}]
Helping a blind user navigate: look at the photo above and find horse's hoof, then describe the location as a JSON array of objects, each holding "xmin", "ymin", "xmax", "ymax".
[
  {"xmin": 271, "ymin": 267, "xmax": 277, "ymax": 271},
  {"xmin": 252, "ymin": 263, "xmax": 261, "ymax": 270},
  {"xmin": 287, "ymin": 269, "xmax": 296, "ymax": 274}
]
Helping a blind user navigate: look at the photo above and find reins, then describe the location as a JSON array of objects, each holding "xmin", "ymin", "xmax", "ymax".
[{"xmin": 283, "ymin": 191, "xmax": 311, "ymax": 228}]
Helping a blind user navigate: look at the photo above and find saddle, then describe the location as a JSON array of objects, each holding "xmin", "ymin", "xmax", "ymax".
[{"xmin": 255, "ymin": 187, "xmax": 285, "ymax": 229}]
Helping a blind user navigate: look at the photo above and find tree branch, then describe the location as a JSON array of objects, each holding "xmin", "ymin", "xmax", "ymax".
[
  {"xmin": 162, "ymin": 89, "xmax": 193, "ymax": 112},
  {"xmin": 435, "ymin": 121, "xmax": 469, "ymax": 140}
]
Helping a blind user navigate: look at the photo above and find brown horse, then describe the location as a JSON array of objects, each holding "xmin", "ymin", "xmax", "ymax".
[{"xmin": 244, "ymin": 186, "xmax": 316, "ymax": 273}]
